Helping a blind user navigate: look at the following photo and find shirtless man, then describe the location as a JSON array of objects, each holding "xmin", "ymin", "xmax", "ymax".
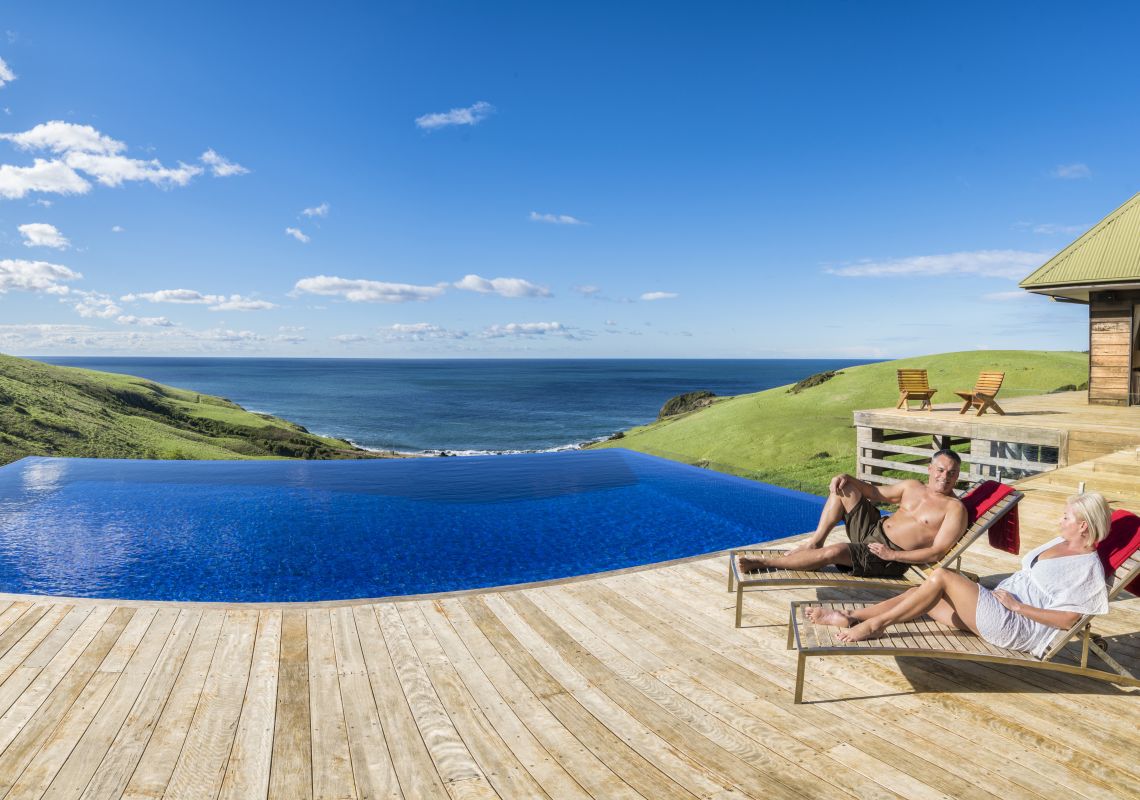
[{"xmin": 738, "ymin": 449, "xmax": 967, "ymax": 578}]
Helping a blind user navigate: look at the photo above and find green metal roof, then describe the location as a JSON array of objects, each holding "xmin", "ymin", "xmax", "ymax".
[{"xmin": 1020, "ymin": 191, "xmax": 1140, "ymax": 298}]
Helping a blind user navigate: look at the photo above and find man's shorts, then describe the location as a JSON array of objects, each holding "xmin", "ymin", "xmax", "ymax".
[{"xmin": 839, "ymin": 497, "xmax": 909, "ymax": 578}]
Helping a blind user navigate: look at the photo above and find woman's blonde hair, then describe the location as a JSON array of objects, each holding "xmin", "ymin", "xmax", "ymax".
[{"xmin": 1067, "ymin": 491, "xmax": 1110, "ymax": 547}]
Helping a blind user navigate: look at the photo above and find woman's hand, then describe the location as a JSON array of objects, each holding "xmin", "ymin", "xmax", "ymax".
[
  {"xmin": 992, "ymin": 589, "xmax": 1022, "ymax": 613},
  {"xmin": 867, "ymin": 542, "xmax": 894, "ymax": 561}
]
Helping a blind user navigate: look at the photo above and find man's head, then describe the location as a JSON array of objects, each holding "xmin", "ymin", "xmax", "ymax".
[{"xmin": 927, "ymin": 448, "xmax": 962, "ymax": 494}]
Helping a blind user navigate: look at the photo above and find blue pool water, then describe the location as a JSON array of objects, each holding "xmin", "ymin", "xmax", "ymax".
[{"xmin": 0, "ymin": 451, "xmax": 823, "ymax": 603}]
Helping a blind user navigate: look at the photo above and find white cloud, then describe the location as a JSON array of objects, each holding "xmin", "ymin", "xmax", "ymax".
[
  {"xmin": 529, "ymin": 211, "xmax": 585, "ymax": 225},
  {"xmin": 0, "ymin": 158, "xmax": 90, "ymax": 199},
  {"xmin": 383, "ymin": 322, "xmax": 468, "ymax": 341},
  {"xmin": 275, "ymin": 325, "xmax": 306, "ymax": 344},
  {"xmin": 0, "ymin": 57, "xmax": 15, "ymax": 88},
  {"xmin": 1030, "ymin": 222, "xmax": 1088, "ymax": 236},
  {"xmin": 111, "ymin": 225, "xmax": 124, "ymax": 233},
  {"xmin": 62, "ymin": 152, "xmax": 202, "ymax": 188},
  {"xmin": 333, "ymin": 333, "xmax": 369, "ymax": 343},
  {"xmin": 197, "ymin": 328, "xmax": 265, "ymax": 343},
  {"xmin": 208, "ymin": 295, "xmax": 277, "ymax": 312},
  {"xmin": 415, "ymin": 101, "xmax": 494, "ymax": 130},
  {"xmin": 0, "ymin": 258, "xmax": 82, "ymax": 293},
  {"xmin": 825, "ymin": 249, "xmax": 1052, "ymax": 280},
  {"xmin": 604, "ymin": 319, "xmax": 618, "ymax": 326},
  {"xmin": 1, "ymin": 121, "xmax": 125, "ymax": 155},
  {"xmin": 480, "ymin": 321, "xmax": 571, "ymax": 339},
  {"xmin": 285, "ymin": 227, "xmax": 310, "ymax": 243},
  {"xmin": 982, "ymin": 290, "xmax": 1033, "ymax": 302},
  {"xmin": 122, "ymin": 288, "xmax": 225, "ymax": 304},
  {"xmin": 70, "ymin": 290, "xmax": 121, "ymax": 319},
  {"xmin": 573, "ymin": 285, "xmax": 600, "ymax": 297},
  {"xmin": 454, "ymin": 273, "xmax": 551, "ymax": 298},
  {"xmin": 0, "ymin": 121, "xmax": 205, "ymax": 193},
  {"xmin": 1051, "ymin": 163, "xmax": 1091, "ymax": 179},
  {"xmin": 117, "ymin": 315, "xmax": 174, "ymax": 327},
  {"xmin": 18, "ymin": 222, "xmax": 69, "ymax": 249},
  {"xmin": 31, "ymin": 198, "xmax": 53, "ymax": 207},
  {"xmin": 199, "ymin": 149, "xmax": 249, "ymax": 177},
  {"xmin": 294, "ymin": 275, "xmax": 445, "ymax": 303},
  {"xmin": 302, "ymin": 202, "xmax": 329, "ymax": 218},
  {"xmin": 641, "ymin": 291, "xmax": 678, "ymax": 301}
]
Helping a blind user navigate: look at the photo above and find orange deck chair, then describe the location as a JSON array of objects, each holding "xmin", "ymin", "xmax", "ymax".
[
  {"xmin": 896, "ymin": 369, "xmax": 936, "ymax": 411},
  {"xmin": 955, "ymin": 371, "xmax": 1005, "ymax": 416}
]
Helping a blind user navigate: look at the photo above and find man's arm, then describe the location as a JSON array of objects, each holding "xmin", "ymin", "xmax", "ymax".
[
  {"xmin": 833, "ymin": 474, "xmax": 912, "ymax": 505},
  {"xmin": 869, "ymin": 499, "xmax": 968, "ymax": 565}
]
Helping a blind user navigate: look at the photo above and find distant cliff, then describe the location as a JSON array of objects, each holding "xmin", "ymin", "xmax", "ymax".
[{"xmin": 0, "ymin": 353, "xmax": 389, "ymax": 465}]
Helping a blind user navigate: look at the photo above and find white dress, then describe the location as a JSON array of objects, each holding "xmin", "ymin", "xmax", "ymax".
[{"xmin": 974, "ymin": 537, "xmax": 1108, "ymax": 658}]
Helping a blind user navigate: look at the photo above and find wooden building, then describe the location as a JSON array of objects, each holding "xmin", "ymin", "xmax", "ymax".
[{"xmin": 1021, "ymin": 191, "xmax": 1140, "ymax": 406}]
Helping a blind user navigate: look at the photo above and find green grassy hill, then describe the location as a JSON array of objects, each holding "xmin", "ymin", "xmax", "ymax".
[
  {"xmin": 0, "ymin": 354, "xmax": 381, "ymax": 465},
  {"xmin": 588, "ymin": 350, "xmax": 1088, "ymax": 494}
]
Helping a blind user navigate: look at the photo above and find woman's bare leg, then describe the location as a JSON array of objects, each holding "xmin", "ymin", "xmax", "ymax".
[
  {"xmin": 806, "ymin": 587, "xmax": 919, "ymax": 628},
  {"xmin": 837, "ymin": 569, "xmax": 980, "ymax": 642}
]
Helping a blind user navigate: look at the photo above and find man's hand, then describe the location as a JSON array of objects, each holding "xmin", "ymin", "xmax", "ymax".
[
  {"xmin": 830, "ymin": 474, "xmax": 853, "ymax": 495},
  {"xmin": 993, "ymin": 589, "xmax": 1022, "ymax": 613},
  {"xmin": 867, "ymin": 542, "xmax": 895, "ymax": 561}
]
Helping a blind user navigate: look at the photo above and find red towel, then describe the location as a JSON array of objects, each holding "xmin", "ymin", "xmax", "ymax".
[
  {"xmin": 960, "ymin": 480, "xmax": 1020, "ymax": 554},
  {"xmin": 1098, "ymin": 510, "xmax": 1140, "ymax": 596}
]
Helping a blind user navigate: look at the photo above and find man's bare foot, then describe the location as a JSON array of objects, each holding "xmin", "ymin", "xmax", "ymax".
[
  {"xmin": 835, "ymin": 620, "xmax": 883, "ymax": 642},
  {"xmin": 804, "ymin": 607, "xmax": 853, "ymax": 627},
  {"xmin": 737, "ymin": 556, "xmax": 769, "ymax": 573}
]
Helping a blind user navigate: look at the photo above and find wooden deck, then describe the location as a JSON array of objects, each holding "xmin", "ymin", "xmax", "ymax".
[
  {"xmin": 855, "ymin": 390, "xmax": 1140, "ymax": 483},
  {"xmin": 0, "ymin": 457, "xmax": 1138, "ymax": 798}
]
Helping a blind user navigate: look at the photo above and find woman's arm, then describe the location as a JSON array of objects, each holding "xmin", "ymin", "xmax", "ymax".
[{"xmin": 992, "ymin": 590, "xmax": 1082, "ymax": 630}]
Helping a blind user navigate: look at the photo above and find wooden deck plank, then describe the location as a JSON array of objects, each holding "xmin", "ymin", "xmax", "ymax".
[
  {"xmin": 163, "ymin": 608, "xmax": 259, "ymax": 800},
  {"xmin": 352, "ymin": 604, "xmax": 449, "ymax": 800},
  {"xmin": 119, "ymin": 609, "xmax": 226, "ymax": 800},
  {"xmin": 419, "ymin": 598, "xmax": 592, "ymax": 800},
  {"xmin": 329, "ymin": 605, "xmax": 402, "ymax": 800},
  {"xmin": 461, "ymin": 594, "xmax": 693, "ymax": 800},
  {"xmin": 400, "ymin": 602, "xmax": 548, "ymax": 800},
  {"xmin": 268, "ymin": 608, "xmax": 312, "ymax": 800},
  {"xmin": 29, "ymin": 608, "xmax": 175, "ymax": 800},
  {"xmin": 376, "ymin": 603, "xmax": 493, "ymax": 797},
  {"xmin": 218, "ymin": 610, "xmax": 282, "ymax": 800},
  {"xmin": 305, "ymin": 608, "xmax": 356, "ymax": 800},
  {"xmin": 78, "ymin": 608, "xmax": 203, "ymax": 800}
]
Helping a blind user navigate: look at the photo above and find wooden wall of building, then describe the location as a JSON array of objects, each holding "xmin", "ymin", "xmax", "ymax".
[{"xmin": 1088, "ymin": 289, "xmax": 1140, "ymax": 406}]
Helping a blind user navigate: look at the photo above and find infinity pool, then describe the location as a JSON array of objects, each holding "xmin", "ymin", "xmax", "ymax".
[{"xmin": 0, "ymin": 450, "xmax": 823, "ymax": 602}]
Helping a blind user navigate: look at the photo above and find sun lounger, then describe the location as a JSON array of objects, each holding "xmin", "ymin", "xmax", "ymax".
[
  {"xmin": 955, "ymin": 371, "xmax": 1005, "ymax": 416},
  {"xmin": 896, "ymin": 369, "xmax": 936, "ymax": 411},
  {"xmin": 785, "ymin": 509, "xmax": 1140, "ymax": 703},
  {"xmin": 728, "ymin": 481, "xmax": 1023, "ymax": 627}
]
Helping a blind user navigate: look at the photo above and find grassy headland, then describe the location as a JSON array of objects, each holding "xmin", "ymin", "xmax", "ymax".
[
  {"xmin": 588, "ymin": 350, "xmax": 1088, "ymax": 495},
  {"xmin": 0, "ymin": 354, "xmax": 381, "ymax": 465}
]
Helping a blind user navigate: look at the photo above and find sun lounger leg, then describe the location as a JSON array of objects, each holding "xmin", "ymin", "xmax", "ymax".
[
  {"xmin": 735, "ymin": 582, "xmax": 744, "ymax": 628},
  {"xmin": 727, "ymin": 558, "xmax": 734, "ymax": 592},
  {"xmin": 794, "ymin": 650, "xmax": 807, "ymax": 704},
  {"xmin": 1080, "ymin": 626, "xmax": 1091, "ymax": 668},
  {"xmin": 1088, "ymin": 638, "xmax": 1138, "ymax": 681},
  {"xmin": 786, "ymin": 605, "xmax": 796, "ymax": 650}
]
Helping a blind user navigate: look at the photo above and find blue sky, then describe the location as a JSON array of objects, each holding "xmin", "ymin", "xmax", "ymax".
[{"xmin": 0, "ymin": 1, "xmax": 1136, "ymax": 358}]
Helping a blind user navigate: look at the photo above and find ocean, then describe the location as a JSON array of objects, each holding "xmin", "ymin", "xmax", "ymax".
[{"xmin": 37, "ymin": 358, "xmax": 878, "ymax": 454}]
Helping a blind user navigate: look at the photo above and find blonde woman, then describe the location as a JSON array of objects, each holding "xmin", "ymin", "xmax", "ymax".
[{"xmin": 807, "ymin": 492, "xmax": 1111, "ymax": 655}]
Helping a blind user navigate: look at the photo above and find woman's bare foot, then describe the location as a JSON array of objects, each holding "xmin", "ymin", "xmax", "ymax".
[
  {"xmin": 835, "ymin": 620, "xmax": 883, "ymax": 642},
  {"xmin": 737, "ymin": 556, "xmax": 769, "ymax": 573},
  {"xmin": 804, "ymin": 607, "xmax": 854, "ymax": 627}
]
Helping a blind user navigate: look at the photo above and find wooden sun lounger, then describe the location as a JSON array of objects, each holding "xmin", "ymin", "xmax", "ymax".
[
  {"xmin": 727, "ymin": 488, "xmax": 1023, "ymax": 627},
  {"xmin": 896, "ymin": 368, "xmax": 936, "ymax": 411},
  {"xmin": 785, "ymin": 532, "xmax": 1140, "ymax": 704}
]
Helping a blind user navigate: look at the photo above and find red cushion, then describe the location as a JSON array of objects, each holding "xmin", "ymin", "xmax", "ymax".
[
  {"xmin": 960, "ymin": 480, "xmax": 1020, "ymax": 554},
  {"xmin": 1098, "ymin": 510, "xmax": 1140, "ymax": 595}
]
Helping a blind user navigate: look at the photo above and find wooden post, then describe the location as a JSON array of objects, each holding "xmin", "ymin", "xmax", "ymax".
[
  {"xmin": 856, "ymin": 426, "xmax": 884, "ymax": 482},
  {"xmin": 970, "ymin": 438, "xmax": 994, "ymax": 482}
]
